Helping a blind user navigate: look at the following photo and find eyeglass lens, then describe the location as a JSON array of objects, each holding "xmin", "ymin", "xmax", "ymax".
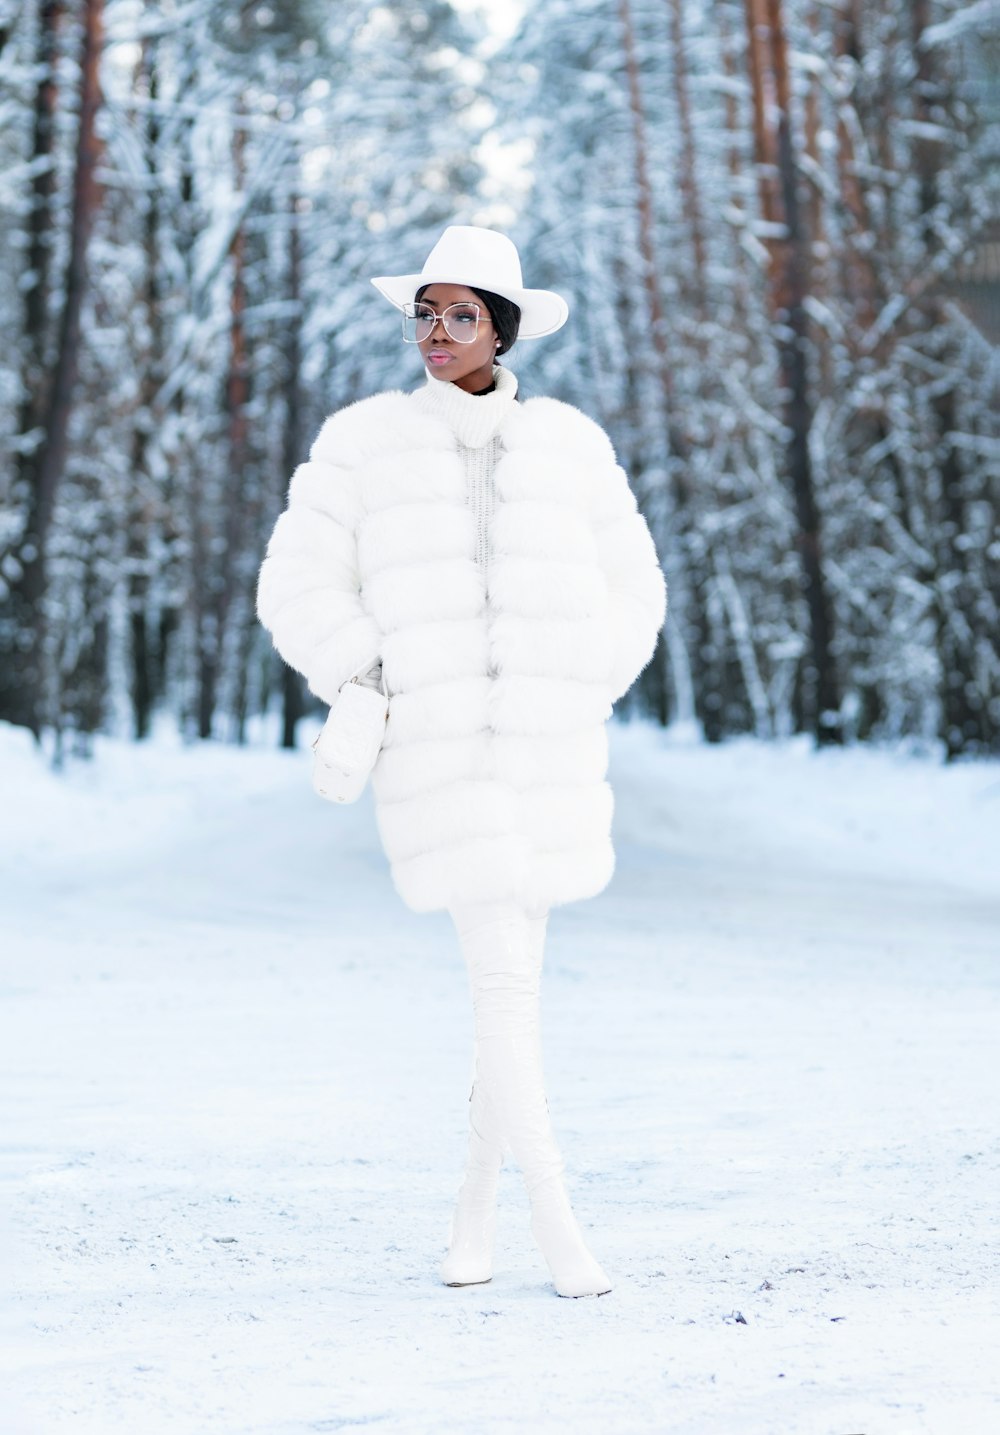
[{"xmin": 402, "ymin": 303, "xmax": 482, "ymax": 344}]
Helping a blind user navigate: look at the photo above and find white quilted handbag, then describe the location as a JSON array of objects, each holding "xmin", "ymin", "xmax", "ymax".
[{"xmin": 311, "ymin": 663, "xmax": 389, "ymax": 804}]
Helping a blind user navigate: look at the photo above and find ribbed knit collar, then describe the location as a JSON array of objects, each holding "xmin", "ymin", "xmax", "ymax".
[{"xmin": 411, "ymin": 363, "xmax": 519, "ymax": 448}]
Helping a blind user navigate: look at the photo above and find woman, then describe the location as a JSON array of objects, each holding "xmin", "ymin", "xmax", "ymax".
[{"xmin": 257, "ymin": 225, "xmax": 667, "ymax": 1298}]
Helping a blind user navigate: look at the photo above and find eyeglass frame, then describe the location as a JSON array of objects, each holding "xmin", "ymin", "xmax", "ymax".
[{"xmin": 401, "ymin": 300, "xmax": 492, "ymax": 345}]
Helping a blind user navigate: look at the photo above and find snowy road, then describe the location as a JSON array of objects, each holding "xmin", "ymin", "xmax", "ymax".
[{"xmin": 3, "ymin": 720, "xmax": 999, "ymax": 1435}]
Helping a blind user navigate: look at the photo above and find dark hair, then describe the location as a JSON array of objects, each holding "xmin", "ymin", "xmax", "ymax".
[{"xmin": 414, "ymin": 283, "xmax": 521, "ymax": 357}]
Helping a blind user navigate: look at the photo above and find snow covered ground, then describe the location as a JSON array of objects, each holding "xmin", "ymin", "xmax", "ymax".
[{"xmin": 2, "ymin": 717, "xmax": 999, "ymax": 1435}]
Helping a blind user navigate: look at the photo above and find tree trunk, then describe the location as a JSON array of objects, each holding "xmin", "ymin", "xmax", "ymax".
[
  {"xmin": 281, "ymin": 661, "xmax": 304, "ymax": 751},
  {"xmin": 745, "ymin": 0, "xmax": 779, "ymax": 226},
  {"xmin": 668, "ymin": 0, "xmax": 707, "ymax": 301},
  {"xmin": 0, "ymin": 0, "xmax": 104, "ymax": 735},
  {"xmin": 0, "ymin": 0, "xmax": 62, "ymax": 732},
  {"xmin": 909, "ymin": 2, "xmax": 990, "ymax": 755},
  {"xmin": 910, "ymin": 0, "xmax": 939, "ymax": 248},
  {"xmin": 128, "ymin": 38, "xmax": 162, "ymax": 740},
  {"xmin": 197, "ymin": 120, "xmax": 249, "ymax": 740},
  {"xmin": 833, "ymin": 0, "xmax": 881, "ymax": 338},
  {"xmin": 618, "ymin": 0, "xmax": 703, "ymax": 730},
  {"xmin": 619, "ymin": 0, "xmax": 673, "ymax": 416},
  {"xmin": 18, "ymin": 0, "xmax": 60, "ymax": 440},
  {"xmin": 802, "ymin": 0, "xmax": 824, "ymax": 259},
  {"xmin": 745, "ymin": 0, "xmax": 841, "ymax": 741},
  {"xmin": 280, "ymin": 189, "xmax": 305, "ymax": 749},
  {"xmin": 932, "ymin": 383, "xmax": 984, "ymax": 757},
  {"xmin": 715, "ymin": 0, "xmax": 753, "ymax": 335}
]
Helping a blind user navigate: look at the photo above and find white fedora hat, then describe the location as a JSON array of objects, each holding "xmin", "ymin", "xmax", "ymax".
[{"xmin": 370, "ymin": 224, "xmax": 569, "ymax": 340}]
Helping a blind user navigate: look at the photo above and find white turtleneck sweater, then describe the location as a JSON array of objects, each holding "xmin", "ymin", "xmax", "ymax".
[
  {"xmin": 358, "ymin": 364, "xmax": 518, "ymax": 691},
  {"xmin": 412, "ymin": 361, "xmax": 519, "ymax": 567}
]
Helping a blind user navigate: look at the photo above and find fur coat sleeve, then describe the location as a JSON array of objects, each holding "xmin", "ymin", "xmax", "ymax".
[
  {"xmin": 523, "ymin": 397, "xmax": 666, "ymax": 704},
  {"xmin": 592, "ymin": 456, "xmax": 668, "ymax": 703},
  {"xmin": 255, "ymin": 401, "xmax": 385, "ymax": 704}
]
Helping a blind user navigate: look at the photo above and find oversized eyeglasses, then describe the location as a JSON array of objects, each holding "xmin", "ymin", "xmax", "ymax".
[{"xmin": 402, "ymin": 301, "xmax": 486, "ymax": 344}]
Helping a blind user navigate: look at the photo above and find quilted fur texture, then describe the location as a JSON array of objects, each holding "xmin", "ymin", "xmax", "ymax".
[{"xmin": 257, "ymin": 383, "xmax": 667, "ymax": 913}]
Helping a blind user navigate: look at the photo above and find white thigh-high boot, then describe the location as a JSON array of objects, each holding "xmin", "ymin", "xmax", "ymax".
[
  {"xmin": 448, "ymin": 902, "xmax": 611, "ymax": 1299},
  {"xmin": 439, "ymin": 1043, "xmax": 505, "ymax": 1287},
  {"xmin": 439, "ymin": 911, "xmax": 548, "ymax": 1287}
]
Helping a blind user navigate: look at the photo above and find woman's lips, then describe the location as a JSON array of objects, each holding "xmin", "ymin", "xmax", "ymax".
[{"xmin": 427, "ymin": 351, "xmax": 453, "ymax": 365}]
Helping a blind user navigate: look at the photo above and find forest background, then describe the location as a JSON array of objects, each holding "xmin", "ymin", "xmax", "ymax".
[{"xmin": 0, "ymin": 0, "xmax": 997, "ymax": 758}]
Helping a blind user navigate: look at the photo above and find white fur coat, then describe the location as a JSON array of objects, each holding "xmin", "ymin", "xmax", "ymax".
[{"xmin": 257, "ymin": 380, "xmax": 667, "ymax": 913}]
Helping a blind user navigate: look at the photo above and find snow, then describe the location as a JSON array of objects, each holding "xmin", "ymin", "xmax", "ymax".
[
  {"xmin": 2, "ymin": 718, "xmax": 999, "ymax": 1435},
  {"xmin": 920, "ymin": 1, "xmax": 999, "ymax": 49}
]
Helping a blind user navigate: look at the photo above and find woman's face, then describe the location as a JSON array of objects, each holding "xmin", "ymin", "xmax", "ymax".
[{"xmin": 415, "ymin": 283, "xmax": 499, "ymax": 394}]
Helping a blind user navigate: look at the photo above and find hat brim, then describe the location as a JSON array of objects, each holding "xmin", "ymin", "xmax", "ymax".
[{"xmin": 370, "ymin": 273, "xmax": 569, "ymax": 340}]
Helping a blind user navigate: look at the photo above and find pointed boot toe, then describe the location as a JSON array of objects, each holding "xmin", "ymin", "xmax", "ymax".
[
  {"xmin": 550, "ymin": 1253, "xmax": 612, "ymax": 1299},
  {"xmin": 529, "ymin": 1179, "xmax": 612, "ymax": 1298}
]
